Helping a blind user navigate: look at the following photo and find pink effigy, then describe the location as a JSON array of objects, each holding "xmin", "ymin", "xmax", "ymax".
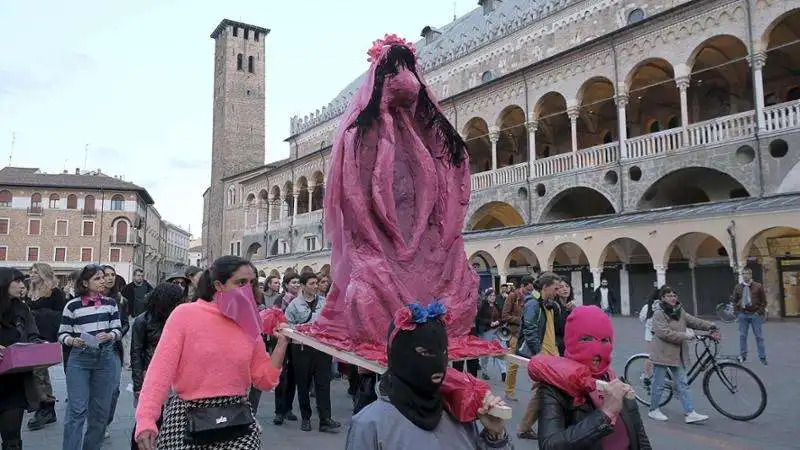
[{"xmin": 302, "ymin": 34, "xmax": 504, "ymax": 365}]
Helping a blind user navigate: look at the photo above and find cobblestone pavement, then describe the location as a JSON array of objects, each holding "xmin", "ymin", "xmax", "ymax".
[{"xmin": 21, "ymin": 317, "xmax": 799, "ymax": 449}]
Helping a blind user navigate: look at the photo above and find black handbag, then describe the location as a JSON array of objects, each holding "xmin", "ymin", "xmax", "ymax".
[{"xmin": 184, "ymin": 402, "xmax": 254, "ymax": 445}]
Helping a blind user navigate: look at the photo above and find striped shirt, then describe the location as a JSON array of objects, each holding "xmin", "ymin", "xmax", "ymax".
[{"xmin": 58, "ymin": 296, "xmax": 122, "ymax": 345}]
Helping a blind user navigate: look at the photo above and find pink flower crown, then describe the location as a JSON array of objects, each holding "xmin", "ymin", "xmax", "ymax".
[
  {"xmin": 389, "ymin": 301, "xmax": 453, "ymax": 343},
  {"xmin": 367, "ymin": 33, "xmax": 417, "ymax": 63}
]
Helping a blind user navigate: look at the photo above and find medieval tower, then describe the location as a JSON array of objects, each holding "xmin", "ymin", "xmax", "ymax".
[{"xmin": 205, "ymin": 19, "xmax": 269, "ymax": 262}]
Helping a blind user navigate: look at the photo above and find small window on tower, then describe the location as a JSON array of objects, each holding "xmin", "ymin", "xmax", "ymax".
[
  {"xmin": 232, "ymin": 27, "xmax": 238, "ymax": 37},
  {"xmin": 248, "ymin": 56, "xmax": 254, "ymax": 73},
  {"xmin": 254, "ymin": 31, "xmax": 259, "ymax": 41},
  {"xmin": 244, "ymin": 29, "xmax": 249, "ymax": 40},
  {"xmin": 236, "ymin": 54, "xmax": 243, "ymax": 71}
]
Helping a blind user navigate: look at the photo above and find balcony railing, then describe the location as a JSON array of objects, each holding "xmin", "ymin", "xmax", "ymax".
[
  {"xmin": 625, "ymin": 127, "xmax": 683, "ymax": 159},
  {"xmin": 27, "ymin": 205, "xmax": 43, "ymax": 215},
  {"xmin": 763, "ymin": 99, "xmax": 800, "ymax": 133},
  {"xmin": 471, "ymin": 162, "xmax": 529, "ymax": 190},
  {"xmin": 687, "ymin": 111, "xmax": 755, "ymax": 147},
  {"xmin": 243, "ymin": 222, "xmax": 267, "ymax": 236},
  {"xmin": 109, "ymin": 235, "xmax": 136, "ymax": 245},
  {"xmin": 575, "ymin": 142, "xmax": 619, "ymax": 169},
  {"xmin": 294, "ymin": 209, "xmax": 323, "ymax": 227},
  {"xmin": 532, "ymin": 153, "xmax": 573, "ymax": 178}
]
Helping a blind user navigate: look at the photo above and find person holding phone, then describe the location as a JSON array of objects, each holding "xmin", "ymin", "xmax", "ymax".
[{"xmin": 58, "ymin": 265, "xmax": 123, "ymax": 450}]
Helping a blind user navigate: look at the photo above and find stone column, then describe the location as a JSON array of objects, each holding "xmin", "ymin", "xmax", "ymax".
[
  {"xmin": 571, "ymin": 271, "xmax": 584, "ymax": 306},
  {"xmin": 568, "ymin": 107, "xmax": 579, "ymax": 167},
  {"xmin": 619, "ymin": 265, "xmax": 631, "ymax": 316},
  {"xmin": 616, "ymin": 93, "xmax": 629, "ymax": 159},
  {"xmin": 676, "ymin": 75, "xmax": 690, "ymax": 146},
  {"xmin": 292, "ymin": 193, "xmax": 299, "ymax": 217},
  {"xmin": 243, "ymin": 209, "xmax": 249, "ymax": 228},
  {"xmin": 590, "ymin": 267, "xmax": 603, "ymax": 290},
  {"xmin": 751, "ymin": 51, "xmax": 767, "ymax": 132},
  {"xmin": 489, "ymin": 126, "xmax": 500, "ymax": 171},
  {"xmin": 689, "ymin": 262, "xmax": 699, "ymax": 315},
  {"xmin": 498, "ymin": 270, "xmax": 508, "ymax": 286},
  {"xmin": 526, "ymin": 120, "xmax": 538, "ymax": 177},
  {"xmin": 654, "ymin": 264, "xmax": 667, "ymax": 288},
  {"xmin": 307, "ymin": 187, "xmax": 314, "ymax": 213}
]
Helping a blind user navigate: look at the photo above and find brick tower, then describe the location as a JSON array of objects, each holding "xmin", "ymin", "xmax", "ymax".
[{"xmin": 206, "ymin": 19, "xmax": 269, "ymax": 262}]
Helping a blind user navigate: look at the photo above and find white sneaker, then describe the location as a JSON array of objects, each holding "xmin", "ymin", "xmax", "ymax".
[
  {"xmin": 104, "ymin": 428, "xmax": 111, "ymax": 439},
  {"xmin": 648, "ymin": 409, "xmax": 668, "ymax": 421},
  {"xmin": 685, "ymin": 411, "xmax": 709, "ymax": 423}
]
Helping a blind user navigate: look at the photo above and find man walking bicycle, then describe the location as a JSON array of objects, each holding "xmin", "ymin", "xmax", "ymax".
[{"xmin": 731, "ymin": 268, "xmax": 767, "ymax": 365}]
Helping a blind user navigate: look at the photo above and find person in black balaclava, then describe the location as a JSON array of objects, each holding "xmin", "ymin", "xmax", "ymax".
[{"xmin": 345, "ymin": 303, "xmax": 512, "ymax": 449}]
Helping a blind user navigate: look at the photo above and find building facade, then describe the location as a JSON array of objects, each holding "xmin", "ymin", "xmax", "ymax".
[
  {"xmin": 162, "ymin": 222, "xmax": 192, "ymax": 277},
  {"xmin": 0, "ymin": 167, "xmax": 153, "ymax": 282},
  {"xmin": 203, "ymin": 1, "xmax": 800, "ymax": 318}
]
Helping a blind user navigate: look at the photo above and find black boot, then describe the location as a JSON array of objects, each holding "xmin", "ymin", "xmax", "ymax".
[
  {"xmin": 319, "ymin": 418, "xmax": 341, "ymax": 433},
  {"xmin": 27, "ymin": 402, "xmax": 57, "ymax": 430},
  {"xmin": 1, "ymin": 438, "xmax": 22, "ymax": 450}
]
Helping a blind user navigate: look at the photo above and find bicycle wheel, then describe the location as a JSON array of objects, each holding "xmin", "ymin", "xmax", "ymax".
[
  {"xmin": 623, "ymin": 354, "xmax": 672, "ymax": 408},
  {"xmin": 715, "ymin": 302, "xmax": 737, "ymax": 323},
  {"xmin": 703, "ymin": 362, "xmax": 767, "ymax": 421}
]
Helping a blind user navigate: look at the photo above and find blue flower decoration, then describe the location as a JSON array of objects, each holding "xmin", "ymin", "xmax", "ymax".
[
  {"xmin": 425, "ymin": 302, "xmax": 447, "ymax": 319},
  {"xmin": 407, "ymin": 303, "xmax": 428, "ymax": 324}
]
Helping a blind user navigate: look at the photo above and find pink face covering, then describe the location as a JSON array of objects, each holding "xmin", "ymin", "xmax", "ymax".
[
  {"xmin": 214, "ymin": 284, "xmax": 262, "ymax": 342},
  {"xmin": 564, "ymin": 306, "xmax": 614, "ymax": 377}
]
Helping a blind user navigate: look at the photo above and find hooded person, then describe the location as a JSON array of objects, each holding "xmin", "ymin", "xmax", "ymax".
[
  {"xmin": 531, "ymin": 306, "xmax": 651, "ymax": 450},
  {"xmin": 307, "ymin": 34, "xmax": 502, "ymax": 363},
  {"xmin": 345, "ymin": 303, "xmax": 512, "ymax": 450},
  {"xmin": 164, "ymin": 272, "xmax": 191, "ymax": 302}
]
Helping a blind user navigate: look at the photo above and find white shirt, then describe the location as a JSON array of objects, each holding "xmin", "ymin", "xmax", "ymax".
[
  {"xmin": 600, "ymin": 288, "xmax": 609, "ymax": 310},
  {"xmin": 639, "ymin": 304, "xmax": 653, "ymax": 342}
]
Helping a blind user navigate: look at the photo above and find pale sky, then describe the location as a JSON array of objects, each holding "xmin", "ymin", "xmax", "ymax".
[{"xmin": 0, "ymin": 0, "xmax": 477, "ymax": 236}]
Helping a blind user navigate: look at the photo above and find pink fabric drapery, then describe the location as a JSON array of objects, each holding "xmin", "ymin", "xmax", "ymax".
[{"xmin": 302, "ymin": 40, "xmax": 504, "ymax": 364}]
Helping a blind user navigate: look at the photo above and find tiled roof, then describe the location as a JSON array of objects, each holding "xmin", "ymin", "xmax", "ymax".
[
  {"xmin": 463, "ymin": 195, "xmax": 800, "ymax": 240},
  {"xmin": 0, "ymin": 166, "xmax": 155, "ymax": 204},
  {"xmin": 289, "ymin": 0, "xmax": 578, "ymax": 136}
]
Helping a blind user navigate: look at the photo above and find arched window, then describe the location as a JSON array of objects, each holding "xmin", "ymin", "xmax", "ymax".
[
  {"xmin": 248, "ymin": 56, "xmax": 254, "ymax": 73},
  {"xmin": 648, "ymin": 120, "xmax": 661, "ymax": 133},
  {"xmin": 0, "ymin": 190, "xmax": 11, "ymax": 207},
  {"xmin": 84, "ymin": 195, "xmax": 96, "ymax": 212},
  {"xmin": 236, "ymin": 54, "xmax": 243, "ymax": 71},
  {"xmin": 627, "ymin": 8, "xmax": 645, "ymax": 24},
  {"xmin": 115, "ymin": 220, "xmax": 129, "ymax": 243},
  {"xmin": 30, "ymin": 193, "xmax": 42, "ymax": 207},
  {"xmin": 110, "ymin": 194, "xmax": 125, "ymax": 211},
  {"xmin": 481, "ymin": 70, "xmax": 494, "ymax": 83},
  {"xmin": 49, "ymin": 193, "xmax": 60, "ymax": 208},
  {"xmin": 667, "ymin": 116, "xmax": 680, "ymax": 129},
  {"xmin": 788, "ymin": 87, "xmax": 800, "ymax": 102},
  {"xmin": 602, "ymin": 131, "xmax": 613, "ymax": 144},
  {"xmin": 228, "ymin": 187, "xmax": 236, "ymax": 205},
  {"xmin": 66, "ymin": 194, "xmax": 78, "ymax": 209}
]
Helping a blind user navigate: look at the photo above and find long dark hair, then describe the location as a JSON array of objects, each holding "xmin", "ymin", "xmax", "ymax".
[
  {"xmin": 146, "ymin": 283, "xmax": 184, "ymax": 323},
  {"xmin": 194, "ymin": 256, "xmax": 251, "ymax": 302},
  {"xmin": 74, "ymin": 264, "xmax": 106, "ymax": 297},
  {"xmin": 348, "ymin": 44, "xmax": 466, "ymax": 167},
  {"xmin": 0, "ymin": 267, "xmax": 26, "ymax": 326},
  {"xmin": 101, "ymin": 265, "xmax": 120, "ymax": 298}
]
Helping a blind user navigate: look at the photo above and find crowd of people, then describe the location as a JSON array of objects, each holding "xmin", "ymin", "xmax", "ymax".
[{"xmin": 0, "ymin": 259, "xmax": 767, "ymax": 450}]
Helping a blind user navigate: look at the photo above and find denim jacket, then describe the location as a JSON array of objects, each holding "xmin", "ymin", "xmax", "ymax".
[{"xmin": 284, "ymin": 294, "xmax": 326, "ymax": 326}]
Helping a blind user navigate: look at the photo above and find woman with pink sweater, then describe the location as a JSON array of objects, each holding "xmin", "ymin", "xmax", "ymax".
[{"xmin": 134, "ymin": 256, "xmax": 289, "ymax": 450}]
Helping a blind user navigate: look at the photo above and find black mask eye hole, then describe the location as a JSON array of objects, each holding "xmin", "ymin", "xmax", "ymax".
[{"xmin": 415, "ymin": 346, "xmax": 434, "ymax": 357}]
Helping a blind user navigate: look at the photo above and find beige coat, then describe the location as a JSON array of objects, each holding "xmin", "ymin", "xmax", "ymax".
[{"xmin": 650, "ymin": 304, "xmax": 715, "ymax": 367}]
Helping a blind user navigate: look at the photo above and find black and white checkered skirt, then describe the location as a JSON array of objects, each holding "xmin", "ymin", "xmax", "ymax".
[{"xmin": 156, "ymin": 395, "xmax": 261, "ymax": 450}]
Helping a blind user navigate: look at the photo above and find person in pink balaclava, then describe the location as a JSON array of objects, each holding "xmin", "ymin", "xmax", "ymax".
[{"xmin": 535, "ymin": 306, "xmax": 651, "ymax": 450}]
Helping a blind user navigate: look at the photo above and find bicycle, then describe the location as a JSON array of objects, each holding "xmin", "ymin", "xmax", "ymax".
[
  {"xmin": 623, "ymin": 334, "xmax": 767, "ymax": 421},
  {"xmin": 715, "ymin": 300, "xmax": 737, "ymax": 323}
]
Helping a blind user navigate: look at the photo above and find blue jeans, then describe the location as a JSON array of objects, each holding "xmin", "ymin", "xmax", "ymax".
[
  {"xmin": 479, "ymin": 330, "xmax": 507, "ymax": 374},
  {"xmin": 650, "ymin": 364, "xmax": 694, "ymax": 414},
  {"xmin": 63, "ymin": 344, "xmax": 121, "ymax": 450},
  {"xmin": 738, "ymin": 312, "xmax": 766, "ymax": 360}
]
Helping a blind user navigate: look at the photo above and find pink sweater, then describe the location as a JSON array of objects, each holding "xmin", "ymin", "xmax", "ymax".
[{"xmin": 134, "ymin": 300, "xmax": 280, "ymax": 437}]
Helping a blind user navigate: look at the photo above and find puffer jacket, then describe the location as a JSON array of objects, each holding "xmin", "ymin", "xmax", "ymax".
[
  {"xmin": 650, "ymin": 304, "xmax": 715, "ymax": 367},
  {"xmin": 537, "ymin": 383, "xmax": 651, "ymax": 450},
  {"xmin": 130, "ymin": 312, "xmax": 165, "ymax": 393}
]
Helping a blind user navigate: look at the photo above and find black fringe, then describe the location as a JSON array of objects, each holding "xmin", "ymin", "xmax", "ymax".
[{"xmin": 348, "ymin": 44, "xmax": 466, "ymax": 168}]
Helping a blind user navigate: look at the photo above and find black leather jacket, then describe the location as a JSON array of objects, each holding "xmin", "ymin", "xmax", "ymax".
[
  {"xmin": 130, "ymin": 312, "xmax": 164, "ymax": 393},
  {"xmin": 537, "ymin": 383, "xmax": 651, "ymax": 450}
]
